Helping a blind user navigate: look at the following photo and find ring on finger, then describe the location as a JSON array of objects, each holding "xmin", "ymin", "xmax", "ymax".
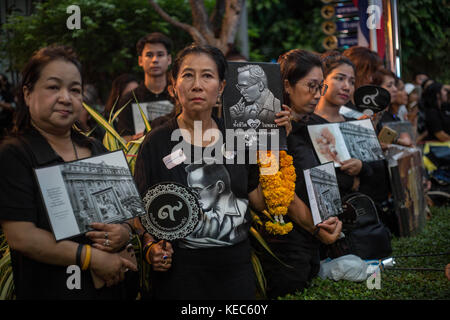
[
  {"xmin": 104, "ymin": 239, "xmax": 110, "ymax": 247},
  {"xmin": 104, "ymin": 232, "xmax": 108, "ymax": 239}
]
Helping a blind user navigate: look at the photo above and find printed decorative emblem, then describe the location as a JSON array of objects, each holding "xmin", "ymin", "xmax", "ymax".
[
  {"xmin": 354, "ymin": 85, "xmax": 391, "ymax": 113},
  {"xmin": 247, "ymin": 118, "xmax": 261, "ymax": 129},
  {"xmin": 362, "ymin": 89, "xmax": 380, "ymax": 106},
  {"xmin": 141, "ymin": 182, "xmax": 200, "ymax": 240}
]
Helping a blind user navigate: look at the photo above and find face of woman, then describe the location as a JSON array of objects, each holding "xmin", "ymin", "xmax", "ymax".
[
  {"xmin": 439, "ymin": 87, "xmax": 448, "ymax": 106},
  {"xmin": 323, "ymin": 64, "xmax": 355, "ymax": 107},
  {"xmin": 285, "ymin": 66, "xmax": 323, "ymax": 115},
  {"xmin": 394, "ymin": 80, "xmax": 408, "ymax": 105},
  {"xmin": 24, "ymin": 59, "xmax": 82, "ymax": 134},
  {"xmin": 174, "ymin": 53, "xmax": 225, "ymax": 116},
  {"xmin": 381, "ymin": 75, "xmax": 398, "ymax": 103}
]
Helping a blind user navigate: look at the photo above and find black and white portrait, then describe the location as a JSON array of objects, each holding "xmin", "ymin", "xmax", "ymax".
[
  {"xmin": 230, "ymin": 64, "xmax": 281, "ymax": 124},
  {"xmin": 222, "ymin": 62, "xmax": 286, "ymax": 150},
  {"xmin": 181, "ymin": 161, "xmax": 249, "ymax": 248},
  {"xmin": 131, "ymin": 100, "xmax": 174, "ymax": 134}
]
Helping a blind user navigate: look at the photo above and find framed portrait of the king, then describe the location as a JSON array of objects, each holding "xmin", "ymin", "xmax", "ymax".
[{"xmin": 222, "ymin": 62, "xmax": 287, "ymax": 151}]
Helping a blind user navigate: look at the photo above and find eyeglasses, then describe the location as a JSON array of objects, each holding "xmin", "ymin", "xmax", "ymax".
[
  {"xmin": 236, "ymin": 82, "xmax": 258, "ymax": 92},
  {"xmin": 302, "ymin": 82, "xmax": 328, "ymax": 96},
  {"xmin": 191, "ymin": 182, "xmax": 216, "ymax": 198}
]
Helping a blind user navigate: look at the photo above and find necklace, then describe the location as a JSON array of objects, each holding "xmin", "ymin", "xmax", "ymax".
[{"xmin": 71, "ymin": 139, "xmax": 79, "ymax": 160}]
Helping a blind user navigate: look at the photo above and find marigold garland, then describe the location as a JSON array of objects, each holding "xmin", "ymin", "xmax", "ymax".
[{"xmin": 257, "ymin": 150, "xmax": 296, "ymax": 235}]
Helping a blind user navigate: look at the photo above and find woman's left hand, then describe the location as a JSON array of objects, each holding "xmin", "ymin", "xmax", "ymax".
[
  {"xmin": 340, "ymin": 158, "xmax": 363, "ymax": 176},
  {"xmin": 86, "ymin": 223, "xmax": 130, "ymax": 253},
  {"xmin": 275, "ymin": 104, "xmax": 293, "ymax": 136}
]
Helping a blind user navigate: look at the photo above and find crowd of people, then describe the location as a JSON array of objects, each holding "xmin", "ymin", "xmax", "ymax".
[{"xmin": 0, "ymin": 31, "xmax": 448, "ymax": 300}]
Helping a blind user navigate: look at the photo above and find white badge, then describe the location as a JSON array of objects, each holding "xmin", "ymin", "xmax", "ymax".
[
  {"xmin": 221, "ymin": 143, "xmax": 236, "ymax": 160},
  {"xmin": 163, "ymin": 149, "xmax": 187, "ymax": 169}
]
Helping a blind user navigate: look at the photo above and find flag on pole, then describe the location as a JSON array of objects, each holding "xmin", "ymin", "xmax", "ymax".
[{"xmin": 352, "ymin": 0, "xmax": 385, "ymax": 59}]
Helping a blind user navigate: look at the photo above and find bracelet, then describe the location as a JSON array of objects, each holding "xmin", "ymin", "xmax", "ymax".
[
  {"xmin": 76, "ymin": 243, "xmax": 84, "ymax": 268},
  {"xmin": 81, "ymin": 245, "xmax": 92, "ymax": 271},
  {"xmin": 121, "ymin": 221, "xmax": 135, "ymax": 234},
  {"xmin": 143, "ymin": 240, "xmax": 157, "ymax": 265},
  {"xmin": 121, "ymin": 222, "xmax": 134, "ymax": 243},
  {"xmin": 141, "ymin": 230, "xmax": 149, "ymax": 241}
]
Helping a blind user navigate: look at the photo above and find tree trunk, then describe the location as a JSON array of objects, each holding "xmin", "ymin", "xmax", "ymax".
[{"xmin": 147, "ymin": 0, "xmax": 244, "ymax": 55}]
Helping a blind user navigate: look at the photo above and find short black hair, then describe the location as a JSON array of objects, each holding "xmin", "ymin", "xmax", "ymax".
[
  {"xmin": 185, "ymin": 162, "xmax": 231, "ymax": 191},
  {"xmin": 170, "ymin": 43, "xmax": 227, "ymax": 83},
  {"xmin": 136, "ymin": 32, "xmax": 173, "ymax": 56},
  {"xmin": 278, "ymin": 49, "xmax": 322, "ymax": 106}
]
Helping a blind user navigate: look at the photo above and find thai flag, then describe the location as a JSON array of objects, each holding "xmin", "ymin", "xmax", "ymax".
[{"xmin": 352, "ymin": 0, "xmax": 385, "ymax": 59}]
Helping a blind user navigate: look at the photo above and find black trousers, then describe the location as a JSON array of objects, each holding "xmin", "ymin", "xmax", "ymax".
[
  {"xmin": 256, "ymin": 227, "xmax": 320, "ymax": 299},
  {"xmin": 149, "ymin": 239, "xmax": 255, "ymax": 300}
]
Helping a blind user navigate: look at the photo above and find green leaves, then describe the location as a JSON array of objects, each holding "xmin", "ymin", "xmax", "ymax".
[
  {"xmin": 280, "ymin": 206, "xmax": 450, "ymax": 300},
  {"xmin": 83, "ymin": 102, "xmax": 128, "ymax": 151}
]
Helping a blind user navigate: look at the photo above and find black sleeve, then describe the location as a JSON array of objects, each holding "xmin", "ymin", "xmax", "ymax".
[
  {"xmin": 134, "ymin": 134, "xmax": 154, "ymax": 198},
  {"xmin": 0, "ymin": 141, "xmax": 38, "ymax": 223},
  {"xmin": 425, "ymin": 108, "xmax": 443, "ymax": 134},
  {"xmin": 359, "ymin": 161, "xmax": 374, "ymax": 177},
  {"xmin": 247, "ymin": 164, "xmax": 260, "ymax": 193},
  {"xmin": 116, "ymin": 93, "xmax": 135, "ymax": 136}
]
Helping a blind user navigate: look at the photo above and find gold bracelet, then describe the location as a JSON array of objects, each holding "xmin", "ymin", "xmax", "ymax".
[{"xmin": 81, "ymin": 245, "xmax": 92, "ymax": 271}]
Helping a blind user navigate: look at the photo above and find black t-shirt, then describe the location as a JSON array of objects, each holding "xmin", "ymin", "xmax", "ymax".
[
  {"xmin": 290, "ymin": 114, "xmax": 356, "ymax": 204},
  {"xmin": 134, "ymin": 116, "xmax": 259, "ymax": 249},
  {"xmin": 425, "ymin": 106, "xmax": 450, "ymax": 140},
  {"xmin": 116, "ymin": 82, "xmax": 174, "ymax": 136},
  {"xmin": 0, "ymin": 128, "xmax": 131, "ymax": 299}
]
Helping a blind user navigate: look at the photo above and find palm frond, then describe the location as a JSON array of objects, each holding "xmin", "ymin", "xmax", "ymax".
[
  {"xmin": 132, "ymin": 91, "xmax": 151, "ymax": 133},
  {"xmin": 82, "ymin": 102, "xmax": 128, "ymax": 151},
  {"xmin": 251, "ymin": 251, "xmax": 267, "ymax": 298}
]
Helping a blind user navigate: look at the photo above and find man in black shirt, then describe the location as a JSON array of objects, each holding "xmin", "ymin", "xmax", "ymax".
[{"xmin": 116, "ymin": 32, "xmax": 175, "ymax": 141}]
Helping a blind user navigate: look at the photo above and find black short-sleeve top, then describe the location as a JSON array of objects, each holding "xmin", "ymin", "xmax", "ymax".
[
  {"xmin": 425, "ymin": 106, "xmax": 450, "ymax": 140},
  {"xmin": 0, "ymin": 128, "xmax": 127, "ymax": 299},
  {"xmin": 116, "ymin": 83, "xmax": 174, "ymax": 136},
  {"xmin": 134, "ymin": 116, "xmax": 259, "ymax": 250}
]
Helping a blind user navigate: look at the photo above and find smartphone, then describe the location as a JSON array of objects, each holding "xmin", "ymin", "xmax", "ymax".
[{"xmin": 378, "ymin": 126, "xmax": 398, "ymax": 144}]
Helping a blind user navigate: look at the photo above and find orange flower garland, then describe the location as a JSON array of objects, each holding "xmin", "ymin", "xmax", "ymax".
[{"xmin": 257, "ymin": 150, "xmax": 296, "ymax": 235}]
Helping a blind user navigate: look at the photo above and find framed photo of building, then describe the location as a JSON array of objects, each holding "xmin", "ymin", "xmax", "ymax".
[
  {"xmin": 222, "ymin": 61, "xmax": 287, "ymax": 151},
  {"xmin": 308, "ymin": 119, "xmax": 384, "ymax": 167},
  {"xmin": 304, "ymin": 162, "xmax": 343, "ymax": 225},
  {"xmin": 34, "ymin": 150, "xmax": 145, "ymax": 241}
]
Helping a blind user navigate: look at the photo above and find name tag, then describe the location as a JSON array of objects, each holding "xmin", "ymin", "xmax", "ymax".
[{"xmin": 163, "ymin": 149, "xmax": 187, "ymax": 169}]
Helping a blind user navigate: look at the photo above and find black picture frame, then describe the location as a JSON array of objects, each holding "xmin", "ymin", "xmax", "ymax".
[{"xmin": 222, "ymin": 61, "xmax": 287, "ymax": 151}]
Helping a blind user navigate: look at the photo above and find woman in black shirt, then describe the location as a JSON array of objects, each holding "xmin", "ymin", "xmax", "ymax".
[
  {"xmin": 314, "ymin": 52, "xmax": 391, "ymax": 214},
  {"xmin": 422, "ymin": 82, "xmax": 450, "ymax": 141},
  {"xmin": 133, "ymin": 43, "xmax": 299, "ymax": 300},
  {"xmin": 0, "ymin": 46, "xmax": 137, "ymax": 299},
  {"xmin": 256, "ymin": 49, "xmax": 343, "ymax": 299}
]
